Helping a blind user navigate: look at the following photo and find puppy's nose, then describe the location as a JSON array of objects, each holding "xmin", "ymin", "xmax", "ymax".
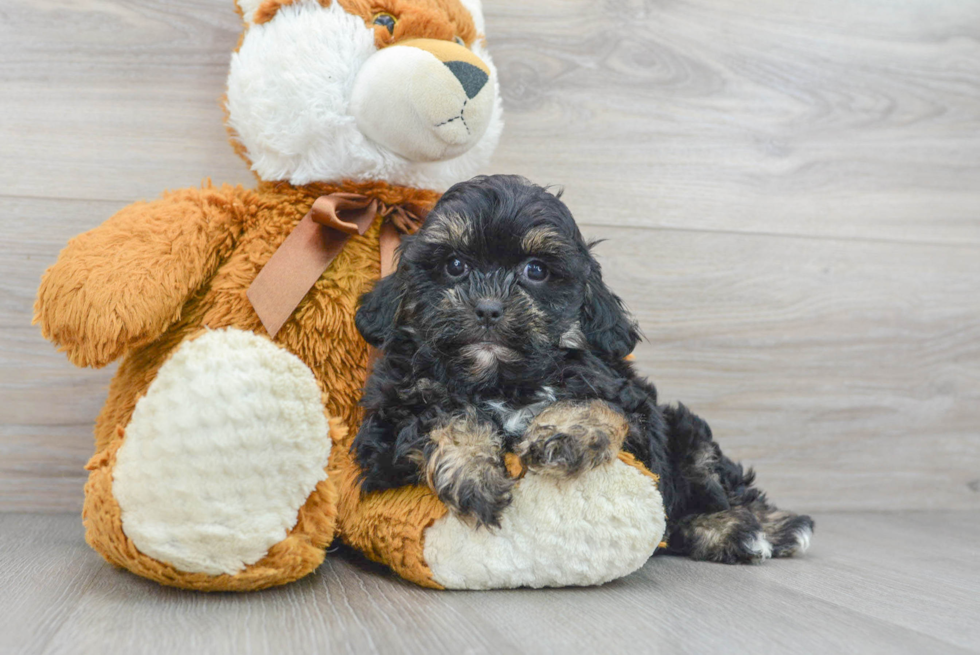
[{"xmin": 474, "ymin": 299, "xmax": 504, "ymax": 327}]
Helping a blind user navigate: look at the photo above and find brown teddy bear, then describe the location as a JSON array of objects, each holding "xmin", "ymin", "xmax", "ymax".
[{"xmin": 35, "ymin": 0, "xmax": 665, "ymax": 592}]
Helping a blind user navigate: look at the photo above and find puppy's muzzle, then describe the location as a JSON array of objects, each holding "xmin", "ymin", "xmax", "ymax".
[{"xmin": 465, "ymin": 271, "xmax": 515, "ymax": 333}]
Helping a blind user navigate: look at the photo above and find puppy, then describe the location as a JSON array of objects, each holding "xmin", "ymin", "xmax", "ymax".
[{"xmin": 353, "ymin": 175, "xmax": 813, "ymax": 564}]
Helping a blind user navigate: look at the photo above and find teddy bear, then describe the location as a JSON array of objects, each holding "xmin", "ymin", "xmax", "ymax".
[{"xmin": 35, "ymin": 0, "xmax": 666, "ymax": 592}]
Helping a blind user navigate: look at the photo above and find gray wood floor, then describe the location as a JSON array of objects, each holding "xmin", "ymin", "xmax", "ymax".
[{"xmin": 2, "ymin": 511, "xmax": 979, "ymax": 654}]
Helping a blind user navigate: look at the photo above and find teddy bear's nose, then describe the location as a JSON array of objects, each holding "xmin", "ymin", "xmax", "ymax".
[
  {"xmin": 390, "ymin": 38, "xmax": 492, "ymax": 99},
  {"xmin": 444, "ymin": 61, "xmax": 488, "ymax": 99}
]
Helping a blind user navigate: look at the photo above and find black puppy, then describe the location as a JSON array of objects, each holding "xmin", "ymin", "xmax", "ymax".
[{"xmin": 353, "ymin": 174, "xmax": 813, "ymax": 564}]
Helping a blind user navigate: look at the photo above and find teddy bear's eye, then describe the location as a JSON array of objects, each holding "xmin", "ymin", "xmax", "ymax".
[
  {"xmin": 453, "ymin": 35, "xmax": 465, "ymax": 47},
  {"xmin": 372, "ymin": 12, "xmax": 397, "ymax": 34}
]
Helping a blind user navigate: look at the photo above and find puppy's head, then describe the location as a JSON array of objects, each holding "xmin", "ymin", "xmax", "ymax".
[{"xmin": 356, "ymin": 175, "xmax": 639, "ymax": 385}]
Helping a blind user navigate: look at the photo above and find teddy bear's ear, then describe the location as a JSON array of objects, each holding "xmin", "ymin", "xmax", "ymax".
[
  {"xmin": 235, "ymin": 0, "xmax": 264, "ymax": 25},
  {"xmin": 457, "ymin": 0, "xmax": 486, "ymax": 34}
]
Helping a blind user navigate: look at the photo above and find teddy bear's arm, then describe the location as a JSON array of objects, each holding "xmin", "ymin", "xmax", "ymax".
[{"xmin": 34, "ymin": 184, "xmax": 255, "ymax": 368}]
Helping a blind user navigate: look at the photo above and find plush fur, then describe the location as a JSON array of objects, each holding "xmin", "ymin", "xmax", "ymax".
[
  {"xmin": 353, "ymin": 175, "xmax": 814, "ymax": 563},
  {"xmin": 227, "ymin": 0, "xmax": 503, "ymax": 190},
  {"xmin": 423, "ymin": 452, "xmax": 665, "ymax": 589},
  {"xmin": 36, "ymin": 0, "xmax": 502, "ymax": 591},
  {"xmin": 38, "ymin": 179, "xmax": 435, "ymax": 590},
  {"xmin": 114, "ymin": 327, "xmax": 332, "ymax": 576}
]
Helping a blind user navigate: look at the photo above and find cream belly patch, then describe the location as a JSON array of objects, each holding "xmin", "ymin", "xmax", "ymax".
[
  {"xmin": 112, "ymin": 327, "xmax": 331, "ymax": 576},
  {"xmin": 423, "ymin": 458, "xmax": 666, "ymax": 590}
]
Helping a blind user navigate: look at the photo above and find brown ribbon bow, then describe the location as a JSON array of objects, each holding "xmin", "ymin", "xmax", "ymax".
[{"xmin": 247, "ymin": 192, "xmax": 426, "ymax": 338}]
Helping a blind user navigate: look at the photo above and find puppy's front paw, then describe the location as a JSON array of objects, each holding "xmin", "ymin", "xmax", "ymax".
[
  {"xmin": 429, "ymin": 460, "xmax": 515, "ymax": 529},
  {"xmin": 426, "ymin": 413, "xmax": 515, "ymax": 528},
  {"xmin": 518, "ymin": 401, "xmax": 628, "ymax": 477}
]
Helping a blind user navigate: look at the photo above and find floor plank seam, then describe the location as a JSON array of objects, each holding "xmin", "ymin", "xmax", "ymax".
[
  {"xmin": 575, "ymin": 220, "xmax": 980, "ymax": 250},
  {"xmin": 5, "ymin": 194, "xmax": 978, "ymax": 251},
  {"xmin": 755, "ymin": 563, "xmax": 977, "ymax": 652}
]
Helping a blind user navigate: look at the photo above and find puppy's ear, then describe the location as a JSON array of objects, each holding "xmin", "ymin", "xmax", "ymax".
[
  {"xmin": 580, "ymin": 257, "xmax": 640, "ymax": 360},
  {"xmin": 355, "ymin": 272, "xmax": 406, "ymax": 348}
]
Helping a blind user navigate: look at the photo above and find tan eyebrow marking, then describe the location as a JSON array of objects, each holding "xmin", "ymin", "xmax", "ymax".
[
  {"xmin": 520, "ymin": 226, "xmax": 565, "ymax": 256},
  {"xmin": 420, "ymin": 213, "xmax": 472, "ymax": 250}
]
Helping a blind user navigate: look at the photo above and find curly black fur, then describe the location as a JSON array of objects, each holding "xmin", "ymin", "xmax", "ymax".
[{"xmin": 353, "ymin": 174, "xmax": 813, "ymax": 562}]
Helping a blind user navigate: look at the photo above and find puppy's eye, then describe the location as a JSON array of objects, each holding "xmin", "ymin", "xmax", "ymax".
[
  {"xmin": 523, "ymin": 260, "xmax": 549, "ymax": 282},
  {"xmin": 445, "ymin": 256, "xmax": 468, "ymax": 278},
  {"xmin": 453, "ymin": 35, "xmax": 465, "ymax": 46},
  {"xmin": 372, "ymin": 12, "xmax": 397, "ymax": 34}
]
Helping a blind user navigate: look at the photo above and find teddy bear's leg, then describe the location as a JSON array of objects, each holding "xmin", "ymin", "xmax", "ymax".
[
  {"xmin": 86, "ymin": 327, "xmax": 337, "ymax": 588},
  {"xmin": 420, "ymin": 453, "xmax": 666, "ymax": 590}
]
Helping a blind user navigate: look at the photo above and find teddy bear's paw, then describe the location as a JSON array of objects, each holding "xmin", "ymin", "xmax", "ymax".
[
  {"xmin": 421, "ymin": 455, "xmax": 665, "ymax": 589},
  {"xmin": 111, "ymin": 327, "xmax": 332, "ymax": 576}
]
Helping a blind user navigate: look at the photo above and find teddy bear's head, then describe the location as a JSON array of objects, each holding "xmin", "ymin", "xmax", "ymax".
[{"xmin": 227, "ymin": 0, "xmax": 502, "ymax": 191}]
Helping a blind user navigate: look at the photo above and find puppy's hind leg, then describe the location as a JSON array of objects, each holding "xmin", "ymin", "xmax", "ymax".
[
  {"xmin": 517, "ymin": 400, "xmax": 628, "ymax": 477},
  {"xmin": 669, "ymin": 502, "xmax": 815, "ymax": 564},
  {"xmin": 668, "ymin": 507, "xmax": 771, "ymax": 564},
  {"xmin": 662, "ymin": 403, "xmax": 814, "ymax": 563},
  {"xmin": 752, "ymin": 502, "xmax": 814, "ymax": 558},
  {"xmin": 425, "ymin": 412, "xmax": 515, "ymax": 528}
]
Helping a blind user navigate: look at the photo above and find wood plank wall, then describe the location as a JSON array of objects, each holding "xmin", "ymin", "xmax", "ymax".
[{"xmin": 1, "ymin": 0, "xmax": 978, "ymax": 512}]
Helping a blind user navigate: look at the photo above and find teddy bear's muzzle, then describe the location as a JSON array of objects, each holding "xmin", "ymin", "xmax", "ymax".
[{"xmin": 349, "ymin": 38, "xmax": 496, "ymax": 162}]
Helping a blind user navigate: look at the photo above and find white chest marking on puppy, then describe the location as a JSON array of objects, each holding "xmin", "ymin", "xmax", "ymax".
[
  {"xmin": 461, "ymin": 342, "xmax": 519, "ymax": 383},
  {"xmin": 485, "ymin": 386, "xmax": 557, "ymax": 437}
]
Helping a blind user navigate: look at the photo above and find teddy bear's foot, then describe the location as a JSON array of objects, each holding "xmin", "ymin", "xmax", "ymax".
[
  {"xmin": 421, "ymin": 453, "xmax": 665, "ymax": 589},
  {"xmin": 109, "ymin": 327, "xmax": 333, "ymax": 578}
]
